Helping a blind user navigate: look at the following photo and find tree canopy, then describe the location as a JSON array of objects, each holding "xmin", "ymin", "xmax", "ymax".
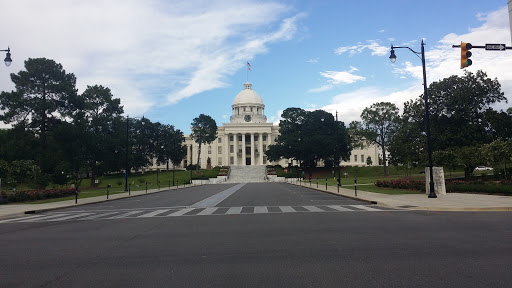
[
  {"xmin": 266, "ymin": 108, "xmax": 351, "ymax": 177},
  {"xmin": 191, "ymin": 114, "xmax": 218, "ymax": 170}
]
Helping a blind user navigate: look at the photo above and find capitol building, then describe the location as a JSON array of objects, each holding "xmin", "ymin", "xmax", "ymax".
[{"xmin": 174, "ymin": 81, "xmax": 380, "ymax": 169}]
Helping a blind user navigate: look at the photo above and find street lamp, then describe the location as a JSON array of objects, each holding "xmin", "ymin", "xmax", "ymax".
[
  {"xmin": 1, "ymin": 47, "xmax": 12, "ymax": 67},
  {"xmin": 390, "ymin": 40, "xmax": 436, "ymax": 198}
]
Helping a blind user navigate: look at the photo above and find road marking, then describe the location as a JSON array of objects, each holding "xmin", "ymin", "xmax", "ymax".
[
  {"xmin": 279, "ymin": 206, "xmax": 296, "ymax": 213},
  {"xmin": 254, "ymin": 206, "xmax": 268, "ymax": 214},
  {"xmin": 304, "ymin": 206, "xmax": 324, "ymax": 212},
  {"xmin": 107, "ymin": 211, "xmax": 144, "ymax": 219},
  {"xmin": 168, "ymin": 208, "xmax": 195, "ymax": 216},
  {"xmin": 196, "ymin": 207, "xmax": 219, "ymax": 215},
  {"xmin": 327, "ymin": 205, "xmax": 353, "ymax": 212},
  {"xmin": 350, "ymin": 205, "xmax": 382, "ymax": 211},
  {"xmin": 226, "ymin": 207, "xmax": 242, "ymax": 214},
  {"xmin": 80, "ymin": 211, "xmax": 120, "ymax": 220},
  {"xmin": 23, "ymin": 214, "xmax": 73, "ymax": 222},
  {"xmin": 0, "ymin": 214, "xmax": 49, "ymax": 223},
  {"xmin": 0, "ymin": 205, "xmax": 403, "ymax": 223},
  {"xmin": 46, "ymin": 213, "xmax": 94, "ymax": 221},
  {"xmin": 137, "ymin": 209, "xmax": 171, "ymax": 218},
  {"xmin": 191, "ymin": 183, "xmax": 245, "ymax": 208}
]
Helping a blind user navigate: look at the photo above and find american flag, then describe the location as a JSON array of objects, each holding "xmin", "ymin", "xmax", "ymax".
[{"xmin": 247, "ymin": 62, "xmax": 251, "ymax": 71}]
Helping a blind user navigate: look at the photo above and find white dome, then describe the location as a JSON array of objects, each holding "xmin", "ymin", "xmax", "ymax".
[{"xmin": 232, "ymin": 82, "xmax": 264, "ymax": 106}]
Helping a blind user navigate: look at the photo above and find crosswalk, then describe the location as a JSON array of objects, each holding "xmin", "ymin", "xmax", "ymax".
[{"xmin": 0, "ymin": 205, "xmax": 402, "ymax": 224}]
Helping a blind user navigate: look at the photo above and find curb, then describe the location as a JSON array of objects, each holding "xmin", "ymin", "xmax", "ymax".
[
  {"xmin": 0, "ymin": 184, "xmax": 202, "ymax": 220},
  {"xmin": 286, "ymin": 182, "xmax": 378, "ymax": 205}
]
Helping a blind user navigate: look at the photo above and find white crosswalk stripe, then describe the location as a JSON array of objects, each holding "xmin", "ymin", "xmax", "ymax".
[
  {"xmin": 137, "ymin": 209, "xmax": 171, "ymax": 218},
  {"xmin": 1, "ymin": 205, "xmax": 400, "ymax": 223},
  {"xmin": 226, "ymin": 207, "xmax": 243, "ymax": 214},
  {"xmin": 279, "ymin": 206, "xmax": 296, "ymax": 213}
]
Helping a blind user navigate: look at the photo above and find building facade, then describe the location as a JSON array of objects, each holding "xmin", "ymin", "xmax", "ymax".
[
  {"xmin": 148, "ymin": 81, "xmax": 380, "ymax": 170},
  {"xmin": 182, "ymin": 82, "xmax": 280, "ymax": 168}
]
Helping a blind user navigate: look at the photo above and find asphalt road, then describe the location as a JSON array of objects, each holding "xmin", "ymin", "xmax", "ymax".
[{"xmin": 1, "ymin": 183, "xmax": 511, "ymax": 287}]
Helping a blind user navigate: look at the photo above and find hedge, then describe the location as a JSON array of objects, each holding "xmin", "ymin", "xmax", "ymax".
[{"xmin": 5, "ymin": 188, "xmax": 77, "ymax": 203}]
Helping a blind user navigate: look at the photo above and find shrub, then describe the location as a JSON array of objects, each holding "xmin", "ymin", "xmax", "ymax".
[
  {"xmin": 6, "ymin": 188, "xmax": 77, "ymax": 203},
  {"xmin": 375, "ymin": 179, "xmax": 425, "ymax": 192}
]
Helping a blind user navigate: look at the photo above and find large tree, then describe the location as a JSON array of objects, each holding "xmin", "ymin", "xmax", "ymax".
[
  {"xmin": 266, "ymin": 108, "xmax": 351, "ymax": 178},
  {"xmin": 190, "ymin": 114, "xmax": 217, "ymax": 170},
  {"xmin": 0, "ymin": 58, "xmax": 78, "ymax": 173},
  {"xmin": 351, "ymin": 102, "xmax": 400, "ymax": 176},
  {"xmin": 76, "ymin": 85, "xmax": 124, "ymax": 187}
]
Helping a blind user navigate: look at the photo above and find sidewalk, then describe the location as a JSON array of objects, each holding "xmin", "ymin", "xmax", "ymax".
[
  {"xmin": 291, "ymin": 181, "xmax": 512, "ymax": 211},
  {"xmin": 0, "ymin": 185, "xmax": 196, "ymax": 220},
  {"xmin": 1, "ymin": 182, "xmax": 511, "ymax": 220}
]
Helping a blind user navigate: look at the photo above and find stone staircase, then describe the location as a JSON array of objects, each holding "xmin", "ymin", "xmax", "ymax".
[{"xmin": 225, "ymin": 165, "xmax": 267, "ymax": 183}]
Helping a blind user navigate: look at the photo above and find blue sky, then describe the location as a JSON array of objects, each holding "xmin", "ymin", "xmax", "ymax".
[{"xmin": 1, "ymin": 0, "xmax": 512, "ymax": 134}]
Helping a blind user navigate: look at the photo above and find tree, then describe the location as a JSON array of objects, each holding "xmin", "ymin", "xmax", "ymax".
[
  {"xmin": 403, "ymin": 70, "xmax": 506, "ymax": 151},
  {"xmin": 190, "ymin": 114, "xmax": 217, "ymax": 170},
  {"xmin": 0, "ymin": 58, "xmax": 78, "ymax": 173},
  {"xmin": 354, "ymin": 102, "xmax": 400, "ymax": 176},
  {"xmin": 266, "ymin": 108, "xmax": 351, "ymax": 177},
  {"xmin": 483, "ymin": 139, "xmax": 512, "ymax": 179},
  {"xmin": 77, "ymin": 85, "xmax": 124, "ymax": 187},
  {"xmin": 455, "ymin": 146, "xmax": 484, "ymax": 179}
]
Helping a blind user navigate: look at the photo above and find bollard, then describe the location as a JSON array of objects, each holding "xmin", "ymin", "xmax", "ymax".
[
  {"xmin": 107, "ymin": 187, "xmax": 109, "ymax": 199},
  {"xmin": 158, "ymin": 181, "xmax": 160, "ymax": 191},
  {"xmin": 129, "ymin": 183, "xmax": 131, "ymax": 195},
  {"xmin": 337, "ymin": 178, "xmax": 341, "ymax": 193},
  {"xmin": 354, "ymin": 178, "xmax": 357, "ymax": 197},
  {"xmin": 326, "ymin": 178, "xmax": 328, "ymax": 190},
  {"xmin": 146, "ymin": 182, "xmax": 148, "ymax": 193},
  {"xmin": 75, "ymin": 188, "xmax": 78, "ymax": 204},
  {"xmin": 309, "ymin": 177, "xmax": 311, "ymax": 187}
]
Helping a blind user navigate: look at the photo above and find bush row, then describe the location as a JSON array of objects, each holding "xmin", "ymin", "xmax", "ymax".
[
  {"xmin": 375, "ymin": 179, "xmax": 426, "ymax": 191},
  {"xmin": 4, "ymin": 188, "xmax": 77, "ymax": 203}
]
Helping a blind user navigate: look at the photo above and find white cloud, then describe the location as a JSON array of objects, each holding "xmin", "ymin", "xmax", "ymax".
[
  {"xmin": 308, "ymin": 84, "xmax": 333, "ymax": 93},
  {"xmin": 330, "ymin": 6, "xmax": 512, "ymax": 122},
  {"xmin": 307, "ymin": 57, "xmax": 319, "ymax": 63},
  {"xmin": 319, "ymin": 66, "xmax": 366, "ymax": 85},
  {"xmin": 0, "ymin": 0, "xmax": 303, "ymax": 116},
  {"xmin": 335, "ymin": 40, "xmax": 388, "ymax": 56}
]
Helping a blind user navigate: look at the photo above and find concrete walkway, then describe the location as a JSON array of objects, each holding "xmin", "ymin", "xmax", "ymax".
[
  {"xmin": 289, "ymin": 180, "xmax": 512, "ymax": 211},
  {"xmin": 1, "ymin": 181, "xmax": 511, "ymax": 220}
]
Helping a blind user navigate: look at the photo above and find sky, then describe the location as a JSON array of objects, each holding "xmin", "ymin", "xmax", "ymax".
[{"xmin": 1, "ymin": 0, "xmax": 512, "ymax": 134}]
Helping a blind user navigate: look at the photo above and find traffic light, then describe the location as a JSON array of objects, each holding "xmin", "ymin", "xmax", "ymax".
[{"xmin": 460, "ymin": 42, "xmax": 472, "ymax": 69}]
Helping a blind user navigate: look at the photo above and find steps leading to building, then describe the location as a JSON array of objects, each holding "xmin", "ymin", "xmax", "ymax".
[{"xmin": 225, "ymin": 165, "xmax": 267, "ymax": 183}]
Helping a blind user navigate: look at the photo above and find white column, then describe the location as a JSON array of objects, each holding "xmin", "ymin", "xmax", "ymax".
[
  {"xmin": 233, "ymin": 134, "xmax": 238, "ymax": 166},
  {"xmin": 223, "ymin": 134, "xmax": 229, "ymax": 166},
  {"xmin": 267, "ymin": 133, "xmax": 272, "ymax": 164},
  {"xmin": 250, "ymin": 133, "xmax": 255, "ymax": 165},
  {"xmin": 242, "ymin": 134, "xmax": 246, "ymax": 165},
  {"xmin": 259, "ymin": 133, "xmax": 264, "ymax": 165}
]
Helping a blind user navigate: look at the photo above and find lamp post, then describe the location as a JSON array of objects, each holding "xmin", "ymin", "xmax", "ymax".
[
  {"xmin": 1, "ymin": 47, "xmax": 12, "ymax": 67},
  {"xmin": 389, "ymin": 40, "xmax": 436, "ymax": 198}
]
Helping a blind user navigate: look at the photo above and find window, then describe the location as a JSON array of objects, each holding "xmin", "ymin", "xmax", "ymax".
[
  {"xmin": 254, "ymin": 135, "xmax": 259, "ymax": 141},
  {"xmin": 208, "ymin": 146, "xmax": 212, "ymax": 154},
  {"xmin": 230, "ymin": 156, "xmax": 234, "ymax": 165},
  {"xmin": 354, "ymin": 155, "xmax": 358, "ymax": 162},
  {"xmin": 218, "ymin": 157, "xmax": 222, "ymax": 166},
  {"xmin": 250, "ymin": 107, "xmax": 253, "ymax": 112},
  {"xmin": 263, "ymin": 135, "xmax": 267, "ymax": 141},
  {"xmin": 218, "ymin": 138, "xmax": 222, "ymax": 143},
  {"xmin": 218, "ymin": 146, "xmax": 222, "ymax": 154},
  {"xmin": 361, "ymin": 155, "xmax": 364, "ymax": 163},
  {"xmin": 229, "ymin": 135, "xmax": 233, "ymax": 141},
  {"xmin": 230, "ymin": 145, "xmax": 234, "ymax": 153},
  {"xmin": 238, "ymin": 135, "xmax": 242, "ymax": 141},
  {"xmin": 263, "ymin": 144, "xmax": 267, "ymax": 152}
]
